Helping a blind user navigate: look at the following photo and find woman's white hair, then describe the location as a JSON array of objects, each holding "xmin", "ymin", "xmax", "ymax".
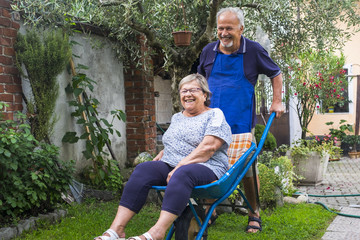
[
  {"xmin": 179, "ymin": 73, "xmax": 212, "ymax": 106},
  {"xmin": 216, "ymin": 7, "xmax": 245, "ymax": 29}
]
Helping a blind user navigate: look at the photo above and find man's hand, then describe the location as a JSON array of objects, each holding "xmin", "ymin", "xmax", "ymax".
[{"xmin": 269, "ymin": 101, "xmax": 285, "ymax": 119}]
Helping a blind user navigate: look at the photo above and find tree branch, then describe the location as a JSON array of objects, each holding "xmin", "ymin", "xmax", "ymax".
[
  {"xmin": 242, "ymin": 3, "xmax": 262, "ymax": 12},
  {"xmin": 192, "ymin": 0, "xmax": 225, "ymax": 55}
]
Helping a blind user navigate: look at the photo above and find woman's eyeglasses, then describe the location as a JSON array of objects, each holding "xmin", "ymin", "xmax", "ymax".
[{"xmin": 179, "ymin": 88, "xmax": 203, "ymax": 95}]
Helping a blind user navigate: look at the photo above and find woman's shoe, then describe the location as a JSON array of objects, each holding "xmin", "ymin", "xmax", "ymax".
[
  {"xmin": 94, "ymin": 229, "xmax": 125, "ymax": 240},
  {"xmin": 127, "ymin": 232, "xmax": 153, "ymax": 240}
]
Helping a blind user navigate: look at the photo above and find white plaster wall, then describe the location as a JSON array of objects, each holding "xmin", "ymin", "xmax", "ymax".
[
  {"xmin": 19, "ymin": 25, "xmax": 127, "ymax": 170},
  {"xmin": 154, "ymin": 75, "xmax": 172, "ymax": 124},
  {"xmin": 59, "ymin": 34, "xmax": 126, "ymax": 170},
  {"xmin": 289, "ymin": 97, "xmax": 302, "ymax": 146}
]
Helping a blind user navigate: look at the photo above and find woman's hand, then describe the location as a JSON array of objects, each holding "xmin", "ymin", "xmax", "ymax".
[
  {"xmin": 167, "ymin": 167, "xmax": 178, "ymax": 183},
  {"xmin": 153, "ymin": 150, "xmax": 164, "ymax": 161}
]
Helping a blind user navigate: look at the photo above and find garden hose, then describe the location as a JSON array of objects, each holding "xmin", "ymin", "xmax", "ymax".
[
  {"xmin": 314, "ymin": 201, "xmax": 360, "ymax": 218},
  {"xmin": 295, "ymin": 191, "xmax": 360, "ymax": 218}
]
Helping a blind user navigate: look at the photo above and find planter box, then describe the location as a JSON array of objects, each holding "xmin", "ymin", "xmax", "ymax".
[{"xmin": 288, "ymin": 151, "xmax": 329, "ymax": 186}]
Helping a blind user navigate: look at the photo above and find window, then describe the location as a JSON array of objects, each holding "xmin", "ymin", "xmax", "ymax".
[{"xmin": 324, "ymin": 66, "xmax": 353, "ymax": 114}]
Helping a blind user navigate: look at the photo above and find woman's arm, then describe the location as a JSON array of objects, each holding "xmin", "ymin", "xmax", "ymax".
[{"xmin": 167, "ymin": 135, "xmax": 224, "ymax": 182}]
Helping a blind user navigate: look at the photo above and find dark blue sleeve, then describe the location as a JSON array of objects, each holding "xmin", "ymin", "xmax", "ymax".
[
  {"xmin": 197, "ymin": 50, "xmax": 206, "ymax": 77},
  {"xmin": 197, "ymin": 42, "xmax": 217, "ymax": 80},
  {"xmin": 244, "ymin": 41, "xmax": 281, "ymax": 85},
  {"xmin": 256, "ymin": 46, "xmax": 281, "ymax": 79}
]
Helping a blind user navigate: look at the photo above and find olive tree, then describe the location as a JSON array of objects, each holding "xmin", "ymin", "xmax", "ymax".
[{"xmin": 12, "ymin": 0, "xmax": 360, "ymax": 112}]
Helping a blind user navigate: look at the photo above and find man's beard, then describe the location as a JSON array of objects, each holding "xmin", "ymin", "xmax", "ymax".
[{"xmin": 220, "ymin": 38, "xmax": 233, "ymax": 48}]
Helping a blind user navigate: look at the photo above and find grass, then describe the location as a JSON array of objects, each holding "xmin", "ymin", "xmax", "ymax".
[{"xmin": 15, "ymin": 199, "xmax": 335, "ymax": 240}]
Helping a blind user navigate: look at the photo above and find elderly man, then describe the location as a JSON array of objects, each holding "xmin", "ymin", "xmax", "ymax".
[{"xmin": 198, "ymin": 7, "xmax": 285, "ymax": 233}]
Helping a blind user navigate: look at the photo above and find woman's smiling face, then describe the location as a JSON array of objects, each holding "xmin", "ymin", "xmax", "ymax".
[{"xmin": 180, "ymin": 80, "xmax": 207, "ymax": 115}]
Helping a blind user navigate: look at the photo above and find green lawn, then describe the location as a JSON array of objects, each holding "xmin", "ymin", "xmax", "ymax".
[{"xmin": 15, "ymin": 199, "xmax": 335, "ymax": 240}]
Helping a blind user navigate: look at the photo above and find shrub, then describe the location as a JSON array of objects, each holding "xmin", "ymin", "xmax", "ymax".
[
  {"xmin": 258, "ymin": 148, "xmax": 297, "ymax": 208},
  {"xmin": 255, "ymin": 124, "xmax": 277, "ymax": 150},
  {"xmin": 0, "ymin": 111, "xmax": 74, "ymax": 224},
  {"xmin": 258, "ymin": 163, "xmax": 282, "ymax": 209},
  {"xmin": 15, "ymin": 29, "xmax": 71, "ymax": 142}
]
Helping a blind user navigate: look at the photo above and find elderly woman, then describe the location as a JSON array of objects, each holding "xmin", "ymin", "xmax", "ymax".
[{"xmin": 95, "ymin": 73, "xmax": 232, "ymax": 240}]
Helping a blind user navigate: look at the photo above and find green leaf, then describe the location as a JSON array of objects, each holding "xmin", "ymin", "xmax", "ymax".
[
  {"xmin": 77, "ymin": 118, "xmax": 86, "ymax": 124},
  {"xmin": 65, "ymin": 83, "xmax": 74, "ymax": 94},
  {"xmin": 102, "ymin": 119, "xmax": 111, "ymax": 127},
  {"xmin": 10, "ymin": 162, "xmax": 18, "ymax": 170},
  {"xmin": 4, "ymin": 149, "xmax": 11, "ymax": 157},
  {"xmin": 73, "ymin": 88, "xmax": 83, "ymax": 97},
  {"xmin": 68, "ymin": 100, "xmax": 79, "ymax": 106},
  {"xmin": 31, "ymin": 172, "xmax": 38, "ymax": 180},
  {"xmin": 76, "ymin": 64, "xmax": 89, "ymax": 70},
  {"xmin": 62, "ymin": 132, "xmax": 79, "ymax": 143},
  {"xmin": 115, "ymin": 130, "xmax": 121, "ymax": 137},
  {"xmin": 80, "ymin": 132, "xmax": 90, "ymax": 139}
]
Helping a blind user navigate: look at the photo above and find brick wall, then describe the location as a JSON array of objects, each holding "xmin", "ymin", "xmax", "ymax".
[
  {"xmin": 124, "ymin": 35, "xmax": 157, "ymax": 163},
  {"xmin": 0, "ymin": 0, "xmax": 21, "ymax": 120}
]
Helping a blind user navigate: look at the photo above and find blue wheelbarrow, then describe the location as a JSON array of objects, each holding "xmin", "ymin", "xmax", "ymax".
[{"xmin": 152, "ymin": 112, "xmax": 276, "ymax": 239}]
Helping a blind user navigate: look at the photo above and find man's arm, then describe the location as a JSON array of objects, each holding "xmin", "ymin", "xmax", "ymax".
[{"xmin": 269, "ymin": 73, "xmax": 285, "ymax": 119}]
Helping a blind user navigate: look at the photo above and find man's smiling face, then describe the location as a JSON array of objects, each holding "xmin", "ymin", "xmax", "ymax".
[{"xmin": 217, "ymin": 11, "xmax": 243, "ymax": 53}]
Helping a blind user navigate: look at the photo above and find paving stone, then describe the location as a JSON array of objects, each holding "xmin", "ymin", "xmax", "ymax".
[
  {"xmin": 0, "ymin": 227, "xmax": 17, "ymax": 240},
  {"xmin": 316, "ymin": 158, "xmax": 360, "ymax": 238},
  {"xmin": 322, "ymin": 232, "xmax": 360, "ymax": 240}
]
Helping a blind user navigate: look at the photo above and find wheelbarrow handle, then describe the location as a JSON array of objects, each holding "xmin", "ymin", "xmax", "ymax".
[{"xmin": 255, "ymin": 112, "xmax": 276, "ymax": 156}]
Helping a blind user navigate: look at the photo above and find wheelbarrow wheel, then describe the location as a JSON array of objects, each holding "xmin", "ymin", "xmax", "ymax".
[{"xmin": 175, "ymin": 205, "xmax": 208, "ymax": 240}]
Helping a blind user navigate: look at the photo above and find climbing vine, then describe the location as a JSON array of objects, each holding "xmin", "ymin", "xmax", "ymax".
[{"xmin": 62, "ymin": 62, "xmax": 126, "ymax": 186}]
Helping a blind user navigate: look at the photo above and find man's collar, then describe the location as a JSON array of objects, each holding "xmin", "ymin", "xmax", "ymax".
[{"xmin": 213, "ymin": 35, "xmax": 246, "ymax": 54}]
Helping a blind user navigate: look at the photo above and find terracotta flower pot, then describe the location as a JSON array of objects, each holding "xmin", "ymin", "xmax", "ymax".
[
  {"xmin": 172, "ymin": 31, "xmax": 192, "ymax": 46},
  {"xmin": 348, "ymin": 151, "xmax": 358, "ymax": 159}
]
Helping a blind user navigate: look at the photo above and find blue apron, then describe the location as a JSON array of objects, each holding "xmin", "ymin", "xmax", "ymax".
[{"xmin": 208, "ymin": 53, "xmax": 254, "ymax": 134}]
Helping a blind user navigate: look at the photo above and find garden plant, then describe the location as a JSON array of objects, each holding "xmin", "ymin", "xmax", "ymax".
[
  {"xmin": 284, "ymin": 49, "xmax": 348, "ymax": 140},
  {"xmin": 0, "ymin": 103, "xmax": 74, "ymax": 225},
  {"xmin": 62, "ymin": 62, "xmax": 126, "ymax": 188},
  {"xmin": 325, "ymin": 119, "xmax": 353, "ymax": 142},
  {"xmin": 14, "ymin": 29, "xmax": 72, "ymax": 143}
]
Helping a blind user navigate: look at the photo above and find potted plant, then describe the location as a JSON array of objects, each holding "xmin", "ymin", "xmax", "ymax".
[
  {"xmin": 172, "ymin": 1, "xmax": 192, "ymax": 46},
  {"xmin": 325, "ymin": 119, "xmax": 353, "ymax": 147},
  {"xmin": 172, "ymin": 26, "xmax": 192, "ymax": 47},
  {"xmin": 286, "ymin": 139, "xmax": 331, "ymax": 185},
  {"xmin": 315, "ymin": 135, "xmax": 342, "ymax": 161},
  {"xmin": 342, "ymin": 134, "xmax": 360, "ymax": 159}
]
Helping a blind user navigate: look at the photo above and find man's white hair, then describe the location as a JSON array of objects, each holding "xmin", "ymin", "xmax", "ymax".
[{"xmin": 216, "ymin": 7, "xmax": 245, "ymax": 29}]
